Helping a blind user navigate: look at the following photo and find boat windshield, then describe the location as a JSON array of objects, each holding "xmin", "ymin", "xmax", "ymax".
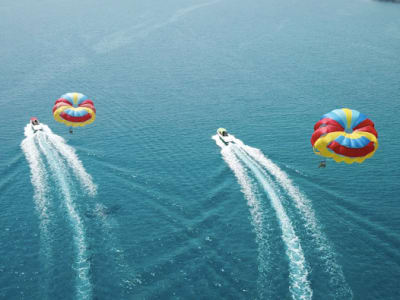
[{"xmin": 223, "ymin": 131, "xmax": 228, "ymax": 136}]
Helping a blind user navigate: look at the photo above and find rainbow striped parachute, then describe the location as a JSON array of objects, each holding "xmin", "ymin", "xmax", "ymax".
[
  {"xmin": 311, "ymin": 108, "xmax": 378, "ymax": 164},
  {"xmin": 53, "ymin": 92, "xmax": 96, "ymax": 127}
]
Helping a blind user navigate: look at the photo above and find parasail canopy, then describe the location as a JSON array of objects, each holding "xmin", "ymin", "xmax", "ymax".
[
  {"xmin": 53, "ymin": 92, "xmax": 96, "ymax": 127},
  {"xmin": 311, "ymin": 108, "xmax": 378, "ymax": 164}
]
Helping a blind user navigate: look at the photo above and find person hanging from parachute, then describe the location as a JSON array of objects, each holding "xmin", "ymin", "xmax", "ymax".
[
  {"xmin": 318, "ymin": 160, "xmax": 326, "ymax": 168},
  {"xmin": 53, "ymin": 92, "xmax": 96, "ymax": 134},
  {"xmin": 311, "ymin": 108, "xmax": 378, "ymax": 167}
]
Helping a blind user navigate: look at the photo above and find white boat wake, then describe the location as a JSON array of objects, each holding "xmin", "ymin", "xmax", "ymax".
[
  {"xmin": 213, "ymin": 134, "xmax": 352, "ymax": 299},
  {"xmin": 41, "ymin": 125, "xmax": 97, "ymax": 196},
  {"xmin": 21, "ymin": 126, "xmax": 51, "ymax": 235},
  {"xmin": 242, "ymin": 145, "xmax": 353, "ymax": 299},
  {"xmin": 21, "ymin": 124, "xmax": 97, "ymax": 300},
  {"xmin": 21, "ymin": 126, "xmax": 53, "ymax": 296},
  {"xmin": 213, "ymin": 135, "xmax": 312, "ymax": 300},
  {"xmin": 213, "ymin": 136, "xmax": 271, "ymax": 298}
]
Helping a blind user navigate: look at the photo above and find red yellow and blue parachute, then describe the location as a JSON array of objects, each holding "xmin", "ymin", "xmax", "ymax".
[
  {"xmin": 53, "ymin": 92, "xmax": 96, "ymax": 127},
  {"xmin": 311, "ymin": 108, "xmax": 378, "ymax": 164}
]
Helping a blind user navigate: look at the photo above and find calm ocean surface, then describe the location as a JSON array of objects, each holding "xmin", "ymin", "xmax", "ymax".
[{"xmin": 1, "ymin": 0, "xmax": 400, "ymax": 299}]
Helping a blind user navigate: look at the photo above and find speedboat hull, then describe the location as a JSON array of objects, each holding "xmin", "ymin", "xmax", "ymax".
[
  {"xmin": 30, "ymin": 117, "xmax": 43, "ymax": 133},
  {"xmin": 217, "ymin": 132, "xmax": 234, "ymax": 145},
  {"xmin": 31, "ymin": 123, "xmax": 43, "ymax": 132}
]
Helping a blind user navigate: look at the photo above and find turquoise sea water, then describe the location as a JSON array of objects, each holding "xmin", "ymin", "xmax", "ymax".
[{"xmin": 1, "ymin": 0, "xmax": 400, "ymax": 299}]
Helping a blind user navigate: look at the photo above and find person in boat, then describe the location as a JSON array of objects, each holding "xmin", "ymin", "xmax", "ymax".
[
  {"xmin": 32, "ymin": 119, "xmax": 39, "ymax": 125},
  {"xmin": 318, "ymin": 160, "xmax": 326, "ymax": 168}
]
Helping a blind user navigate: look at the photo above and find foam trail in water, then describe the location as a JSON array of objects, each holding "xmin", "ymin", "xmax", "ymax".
[
  {"xmin": 169, "ymin": 0, "xmax": 221, "ymax": 22},
  {"xmin": 233, "ymin": 145, "xmax": 312, "ymax": 300},
  {"xmin": 21, "ymin": 125, "xmax": 50, "ymax": 229},
  {"xmin": 21, "ymin": 125, "xmax": 52, "ymax": 297},
  {"xmin": 212, "ymin": 135, "xmax": 270, "ymax": 298},
  {"xmin": 242, "ymin": 144, "xmax": 353, "ymax": 299},
  {"xmin": 42, "ymin": 125, "xmax": 97, "ymax": 196},
  {"xmin": 36, "ymin": 131, "xmax": 92, "ymax": 300}
]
